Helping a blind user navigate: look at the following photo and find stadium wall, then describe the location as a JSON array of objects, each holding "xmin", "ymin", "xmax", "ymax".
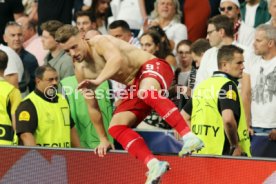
[{"xmin": 1, "ymin": 146, "xmax": 276, "ymax": 183}]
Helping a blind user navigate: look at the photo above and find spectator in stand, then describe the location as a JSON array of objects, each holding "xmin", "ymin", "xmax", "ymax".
[
  {"xmin": 240, "ymin": 0, "xmax": 270, "ymax": 28},
  {"xmin": 219, "ymin": 0, "xmax": 256, "ymax": 47},
  {"xmin": 195, "ymin": 15, "xmax": 253, "ymax": 87},
  {"xmin": 16, "ymin": 65, "xmax": 80, "ymax": 148},
  {"xmin": 0, "ymin": 49, "xmax": 21, "ymax": 145},
  {"xmin": 190, "ymin": 39, "xmax": 211, "ymax": 68},
  {"xmin": 177, "ymin": 38, "xmax": 211, "ymax": 110},
  {"xmin": 4, "ymin": 21, "xmax": 39, "ymax": 96},
  {"xmin": 0, "ymin": 0, "xmax": 24, "ymax": 44},
  {"xmin": 140, "ymin": 30, "xmax": 176, "ymax": 69},
  {"xmin": 76, "ymin": 10, "xmax": 97, "ymax": 38},
  {"xmin": 148, "ymin": 25, "xmax": 176, "ymax": 68},
  {"xmin": 87, "ymin": 0, "xmax": 112, "ymax": 34},
  {"xmin": 109, "ymin": 0, "xmax": 147, "ymax": 37},
  {"xmin": 266, "ymin": 0, "xmax": 276, "ymax": 27},
  {"xmin": 175, "ymin": 40, "xmax": 193, "ymax": 88},
  {"xmin": 141, "ymin": 0, "xmax": 187, "ymax": 53},
  {"xmin": 177, "ymin": 39, "xmax": 211, "ymax": 113},
  {"xmin": 0, "ymin": 43, "xmax": 24, "ymax": 89},
  {"xmin": 241, "ymin": 24, "xmax": 276, "ymax": 157},
  {"xmin": 73, "ymin": 0, "xmax": 92, "ymax": 21},
  {"xmin": 183, "ymin": 45, "xmax": 251, "ymax": 156},
  {"xmin": 40, "ymin": 20, "xmax": 74, "ymax": 85},
  {"xmin": 108, "ymin": 20, "xmax": 140, "ymax": 47},
  {"xmin": 174, "ymin": 40, "xmax": 194, "ymax": 109},
  {"xmin": 16, "ymin": 16, "xmax": 47, "ymax": 66}
]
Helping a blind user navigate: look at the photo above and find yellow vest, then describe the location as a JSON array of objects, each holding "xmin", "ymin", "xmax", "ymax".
[
  {"xmin": 192, "ymin": 76, "xmax": 251, "ymax": 156},
  {"xmin": 0, "ymin": 81, "xmax": 14, "ymax": 145},
  {"xmin": 25, "ymin": 92, "xmax": 71, "ymax": 148}
]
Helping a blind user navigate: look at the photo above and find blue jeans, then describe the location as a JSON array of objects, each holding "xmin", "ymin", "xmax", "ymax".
[{"xmin": 251, "ymin": 127, "xmax": 276, "ymax": 158}]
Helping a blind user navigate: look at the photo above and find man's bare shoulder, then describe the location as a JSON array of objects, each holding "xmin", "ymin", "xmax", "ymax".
[{"xmin": 87, "ymin": 35, "xmax": 115, "ymax": 45}]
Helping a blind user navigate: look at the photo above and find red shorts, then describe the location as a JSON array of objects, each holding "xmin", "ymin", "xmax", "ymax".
[{"xmin": 113, "ymin": 58, "xmax": 174, "ymax": 125}]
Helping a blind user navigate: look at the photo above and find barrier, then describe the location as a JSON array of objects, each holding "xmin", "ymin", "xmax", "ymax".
[{"xmin": 1, "ymin": 146, "xmax": 276, "ymax": 184}]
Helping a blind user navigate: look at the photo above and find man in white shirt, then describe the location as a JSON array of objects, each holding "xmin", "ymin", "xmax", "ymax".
[
  {"xmin": 0, "ymin": 44, "xmax": 23, "ymax": 89},
  {"xmin": 241, "ymin": 24, "xmax": 276, "ymax": 157},
  {"xmin": 195, "ymin": 15, "xmax": 252, "ymax": 87},
  {"xmin": 219, "ymin": 0, "xmax": 256, "ymax": 47}
]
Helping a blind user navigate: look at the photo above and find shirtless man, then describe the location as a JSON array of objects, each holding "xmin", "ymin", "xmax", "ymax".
[{"xmin": 55, "ymin": 25, "xmax": 204, "ymax": 184}]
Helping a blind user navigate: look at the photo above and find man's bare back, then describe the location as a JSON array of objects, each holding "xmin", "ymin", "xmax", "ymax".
[{"xmin": 75, "ymin": 35, "xmax": 156, "ymax": 85}]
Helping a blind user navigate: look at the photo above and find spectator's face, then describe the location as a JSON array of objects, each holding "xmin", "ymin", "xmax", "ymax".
[
  {"xmin": 206, "ymin": 24, "xmax": 222, "ymax": 47},
  {"xmin": 37, "ymin": 70, "xmax": 58, "ymax": 98},
  {"xmin": 97, "ymin": 0, "xmax": 110, "ymax": 14},
  {"xmin": 16, "ymin": 16, "xmax": 35, "ymax": 42},
  {"xmin": 140, "ymin": 35, "xmax": 159, "ymax": 55},
  {"xmin": 41, "ymin": 31, "xmax": 57, "ymax": 51},
  {"xmin": 4, "ymin": 25, "xmax": 24, "ymax": 52},
  {"xmin": 191, "ymin": 52, "xmax": 202, "ymax": 68},
  {"xmin": 60, "ymin": 34, "xmax": 86, "ymax": 63},
  {"xmin": 76, "ymin": 16, "xmax": 96, "ymax": 34},
  {"xmin": 220, "ymin": 2, "xmax": 240, "ymax": 21},
  {"xmin": 177, "ymin": 44, "xmax": 192, "ymax": 69},
  {"xmin": 223, "ymin": 53, "xmax": 244, "ymax": 78},
  {"xmin": 157, "ymin": 0, "xmax": 176, "ymax": 20},
  {"xmin": 253, "ymin": 30, "xmax": 271, "ymax": 56},
  {"xmin": 108, "ymin": 27, "xmax": 131, "ymax": 42},
  {"xmin": 269, "ymin": 0, "xmax": 276, "ymax": 19}
]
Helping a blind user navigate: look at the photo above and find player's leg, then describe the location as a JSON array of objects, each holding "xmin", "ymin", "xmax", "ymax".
[
  {"xmin": 108, "ymin": 110, "xmax": 170, "ymax": 184},
  {"xmin": 138, "ymin": 77, "xmax": 204, "ymax": 156},
  {"xmin": 108, "ymin": 111, "xmax": 155, "ymax": 163}
]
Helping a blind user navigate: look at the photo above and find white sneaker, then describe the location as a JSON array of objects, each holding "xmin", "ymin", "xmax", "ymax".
[
  {"xmin": 145, "ymin": 161, "xmax": 170, "ymax": 184},
  {"xmin": 179, "ymin": 132, "xmax": 204, "ymax": 157}
]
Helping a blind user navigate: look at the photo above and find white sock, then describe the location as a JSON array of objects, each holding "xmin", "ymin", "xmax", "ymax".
[{"xmin": 147, "ymin": 158, "xmax": 159, "ymax": 169}]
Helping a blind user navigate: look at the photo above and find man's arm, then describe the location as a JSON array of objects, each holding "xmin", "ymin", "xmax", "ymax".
[
  {"xmin": 220, "ymin": 82, "xmax": 243, "ymax": 156},
  {"xmin": 84, "ymin": 94, "xmax": 114, "ymax": 156},
  {"xmin": 20, "ymin": 132, "xmax": 36, "ymax": 146},
  {"xmin": 181, "ymin": 98, "xmax": 193, "ymax": 127},
  {"xmin": 16, "ymin": 99, "xmax": 38, "ymax": 146},
  {"xmin": 9, "ymin": 88, "xmax": 22, "ymax": 130},
  {"xmin": 70, "ymin": 126, "xmax": 81, "ymax": 148},
  {"xmin": 241, "ymin": 73, "xmax": 252, "ymax": 133},
  {"xmin": 222, "ymin": 109, "xmax": 241, "ymax": 156}
]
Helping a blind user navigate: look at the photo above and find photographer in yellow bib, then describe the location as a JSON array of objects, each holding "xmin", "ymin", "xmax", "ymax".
[
  {"xmin": 0, "ymin": 49, "xmax": 21, "ymax": 145},
  {"xmin": 181, "ymin": 45, "xmax": 251, "ymax": 156}
]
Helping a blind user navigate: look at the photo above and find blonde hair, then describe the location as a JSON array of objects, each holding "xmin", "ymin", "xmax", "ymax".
[{"xmin": 55, "ymin": 24, "xmax": 79, "ymax": 43}]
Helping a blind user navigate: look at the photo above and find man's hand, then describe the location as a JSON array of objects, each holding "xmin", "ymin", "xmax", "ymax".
[
  {"xmin": 269, "ymin": 129, "xmax": 276, "ymax": 141},
  {"xmin": 78, "ymin": 79, "xmax": 101, "ymax": 91},
  {"xmin": 95, "ymin": 139, "xmax": 115, "ymax": 157},
  {"xmin": 248, "ymin": 127, "xmax": 254, "ymax": 136},
  {"xmin": 231, "ymin": 145, "xmax": 242, "ymax": 156}
]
